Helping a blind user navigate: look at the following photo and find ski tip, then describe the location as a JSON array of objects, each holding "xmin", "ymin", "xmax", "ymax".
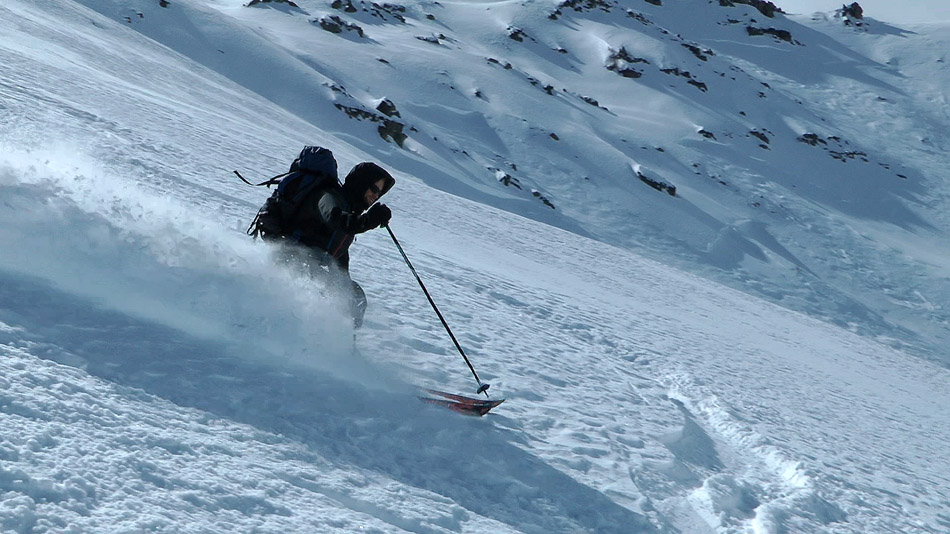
[{"xmin": 419, "ymin": 396, "xmax": 505, "ymax": 416}]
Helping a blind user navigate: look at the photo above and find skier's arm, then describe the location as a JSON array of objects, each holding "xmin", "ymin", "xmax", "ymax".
[
  {"xmin": 317, "ymin": 192, "xmax": 358, "ymax": 232},
  {"xmin": 318, "ymin": 193, "xmax": 383, "ymax": 234}
]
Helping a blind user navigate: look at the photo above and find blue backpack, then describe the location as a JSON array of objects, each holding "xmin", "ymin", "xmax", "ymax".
[{"xmin": 240, "ymin": 146, "xmax": 339, "ymax": 240}]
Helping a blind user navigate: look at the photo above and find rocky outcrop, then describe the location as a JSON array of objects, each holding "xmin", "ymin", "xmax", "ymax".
[
  {"xmin": 606, "ymin": 47, "xmax": 649, "ymax": 78},
  {"xmin": 836, "ymin": 3, "xmax": 865, "ymax": 27},
  {"xmin": 246, "ymin": 0, "xmax": 299, "ymax": 7},
  {"xmin": 719, "ymin": 0, "xmax": 784, "ymax": 18},
  {"xmin": 840, "ymin": 2, "xmax": 863, "ymax": 19},
  {"xmin": 637, "ymin": 169, "xmax": 677, "ymax": 196},
  {"xmin": 315, "ymin": 15, "xmax": 365, "ymax": 37}
]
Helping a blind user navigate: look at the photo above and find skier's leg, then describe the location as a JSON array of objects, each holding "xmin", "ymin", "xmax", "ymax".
[{"xmin": 350, "ymin": 280, "xmax": 367, "ymax": 329}]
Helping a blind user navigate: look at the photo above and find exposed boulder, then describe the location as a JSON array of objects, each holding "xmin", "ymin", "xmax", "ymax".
[
  {"xmin": 633, "ymin": 165, "xmax": 676, "ymax": 196},
  {"xmin": 841, "ymin": 2, "xmax": 863, "ymax": 19},
  {"xmin": 507, "ymin": 27, "xmax": 528, "ymax": 42},
  {"xmin": 246, "ymin": 0, "xmax": 299, "ymax": 7},
  {"xmin": 375, "ymin": 98, "xmax": 400, "ymax": 118},
  {"xmin": 746, "ymin": 26, "xmax": 796, "ymax": 44},
  {"xmin": 335, "ymin": 104, "xmax": 407, "ymax": 147},
  {"xmin": 797, "ymin": 133, "xmax": 826, "ymax": 146},
  {"xmin": 836, "ymin": 2, "xmax": 865, "ymax": 27},
  {"xmin": 682, "ymin": 43, "xmax": 714, "ymax": 62},
  {"xmin": 494, "ymin": 170, "xmax": 523, "ymax": 189},
  {"xmin": 315, "ymin": 15, "xmax": 365, "ymax": 37},
  {"xmin": 532, "ymin": 190, "xmax": 557, "ymax": 209},
  {"xmin": 661, "ymin": 68, "xmax": 708, "ymax": 92},
  {"xmin": 606, "ymin": 47, "xmax": 649, "ymax": 78},
  {"xmin": 797, "ymin": 133, "xmax": 869, "ymax": 163},
  {"xmin": 330, "ymin": 0, "xmax": 357, "ymax": 12},
  {"xmin": 637, "ymin": 170, "xmax": 677, "ymax": 196},
  {"xmin": 720, "ymin": 0, "xmax": 784, "ymax": 18}
]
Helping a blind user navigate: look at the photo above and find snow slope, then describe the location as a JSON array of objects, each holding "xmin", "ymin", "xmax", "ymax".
[
  {"xmin": 1, "ymin": 0, "xmax": 949, "ymax": 532},
  {"xmin": 774, "ymin": 0, "xmax": 950, "ymax": 24}
]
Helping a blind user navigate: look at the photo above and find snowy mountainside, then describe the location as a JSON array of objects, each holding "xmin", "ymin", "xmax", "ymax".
[
  {"xmin": 1, "ymin": 0, "xmax": 950, "ymax": 533},
  {"xmin": 72, "ymin": 0, "xmax": 950, "ymax": 360},
  {"xmin": 3, "ymin": 149, "xmax": 949, "ymax": 533}
]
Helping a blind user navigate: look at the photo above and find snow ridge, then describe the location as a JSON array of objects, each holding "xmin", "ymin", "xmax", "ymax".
[{"xmin": 666, "ymin": 371, "xmax": 845, "ymax": 534}]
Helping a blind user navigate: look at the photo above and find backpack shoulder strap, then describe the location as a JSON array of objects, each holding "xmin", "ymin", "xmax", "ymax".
[{"xmin": 233, "ymin": 170, "xmax": 292, "ymax": 188}]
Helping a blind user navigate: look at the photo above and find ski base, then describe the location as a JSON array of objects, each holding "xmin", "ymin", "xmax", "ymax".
[{"xmin": 420, "ymin": 389, "xmax": 505, "ymax": 416}]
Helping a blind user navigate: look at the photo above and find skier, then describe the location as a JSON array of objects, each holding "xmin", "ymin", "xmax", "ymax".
[
  {"xmin": 247, "ymin": 147, "xmax": 395, "ymax": 328},
  {"xmin": 245, "ymin": 149, "xmax": 500, "ymax": 411}
]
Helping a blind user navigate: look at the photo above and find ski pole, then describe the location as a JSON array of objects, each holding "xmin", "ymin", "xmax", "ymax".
[{"xmin": 385, "ymin": 225, "xmax": 491, "ymax": 397}]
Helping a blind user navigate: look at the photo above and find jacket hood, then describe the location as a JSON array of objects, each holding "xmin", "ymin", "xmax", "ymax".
[{"xmin": 342, "ymin": 162, "xmax": 395, "ymax": 205}]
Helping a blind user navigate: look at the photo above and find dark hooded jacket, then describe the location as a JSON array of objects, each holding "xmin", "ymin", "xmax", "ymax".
[{"xmin": 289, "ymin": 162, "xmax": 395, "ymax": 272}]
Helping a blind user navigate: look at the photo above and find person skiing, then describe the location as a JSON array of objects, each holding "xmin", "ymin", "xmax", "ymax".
[{"xmin": 247, "ymin": 146, "xmax": 395, "ymax": 327}]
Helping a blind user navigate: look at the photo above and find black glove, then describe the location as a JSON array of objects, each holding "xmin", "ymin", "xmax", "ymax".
[{"xmin": 363, "ymin": 203, "xmax": 392, "ymax": 229}]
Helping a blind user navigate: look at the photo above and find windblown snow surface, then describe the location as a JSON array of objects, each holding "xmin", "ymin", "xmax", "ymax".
[{"xmin": 1, "ymin": 0, "xmax": 949, "ymax": 532}]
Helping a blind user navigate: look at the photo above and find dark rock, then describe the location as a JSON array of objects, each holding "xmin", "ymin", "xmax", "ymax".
[
  {"xmin": 330, "ymin": 0, "xmax": 357, "ymax": 12},
  {"xmin": 508, "ymin": 27, "xmax": 527, "ymax": 42},
  {"xmin": 606, "ymin": 47, "xmax": 649, "ymax": 78},
  {"xmin": 750, "ymin": 130, "xmax": 769, "ymax": 144},
  {"xmin": 378, "ymin": 120, "xmax": 407, "ymax": 147},
  {"xmin": 247, "ymin": 0, "xmax": 299, "ymax": 7},
  {"xmin": 720, "ymin": 0, "xmax": 783, "ymax": 18},
  {"xmin": 661, "ymin": 68, "xmax": 708, "ymax": 92},
  {"xmin": 316, "ymin": 15, "xmax": 365, "ymax": 37},
  {"xmin": 497, "ymin": 172, "xmax": 523, "ymax": 189},
  {"xmin": 334, "ymin": 104, "xmax": 407, "ymax": 147},
  {"xmin": 841, "ymin": 2, "xmax": 863, "ymax": 19},
  {"xmin": 365, "ymin": 3, "xmax": 407, "ymax": 23},
  {"xmin": 486, "ymin": 58, "xmax": 514, "ymax": 70},
  {"xmin": 558, "ymin": 0, "xmax": 614, "ymax": 12},
  {"xmin": 746, "ymin": 26, "xmax": 793, "ymax": 43},
  {"xmin": 682, "ymin": 43, "xmax": 714, "ymax": 61},
  {"xmin": 627, "ymin": 10, "xmax": 652, "ymax": 24},
  {"xmin": 532, "ymin": 190, "xmax": 557, "ymax": 209},
  {"xmin": 637, "ymin": 171, "xmax": 676, "ymax": 196},
  {"xmin": 375, "ymin": 99, "xmax": 400, "ymax": 118},
  {"xmin": 688, "ymin": 79, "xmax": 708, "ymax": 92},
  {"xmin": 797, "ymin": 133, "xmax": 826, "ymax": 146}
]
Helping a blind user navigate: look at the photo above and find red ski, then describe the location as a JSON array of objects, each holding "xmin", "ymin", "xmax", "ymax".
[{"xmin": 420, "ymin": 389, "xmax": 505, "ymax": 416}]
